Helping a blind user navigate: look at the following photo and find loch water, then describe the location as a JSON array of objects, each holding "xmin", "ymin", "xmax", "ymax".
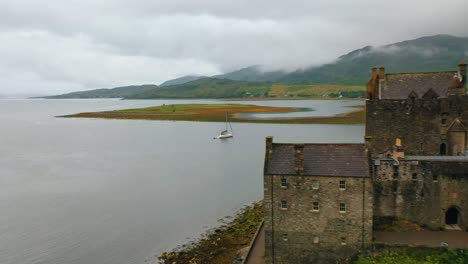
[{"xmin": 0, "ymin": 99, "xmax": 364, "ymax": 264}]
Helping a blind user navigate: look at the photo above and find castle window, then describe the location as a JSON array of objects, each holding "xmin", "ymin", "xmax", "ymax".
[
  {"xmin": 339, "ymin": 203, "xmax": 347, "ymax": 213},
  {"xmin": 340, "ymin": 237, "xmax": 347, "ymax": 246},
  {"xmin": 440, "ymin": 143, "xmax": 447, "ymax": 155},
  {"xmin": 441, "ymin": 118, "xmax": 447, "ymax": 125},
  {"xmin": 313, "ymin": 236, "xmax": 320, "ymax": 244},
  {"xmin": 451, "ymin": 174, "xmax": 457, "ymax": 180},
  {"xmin": 281, "ymin": 200, "xmax": 288, "ymax": 209},
  {"xmin": 432, "ymin": 174, "xmax": 438, "ymax": 181},
  {"xmin": 339, "ymin": 180, "xmax": 346, "ymax": 190},
  {"xmin": 283, "ymin": 233, "xmax": 288, "ymax": 241},
  {"xmin": 393, "ymin": 166, "xmax": 399, "ymax": 180},
  {"xmin": 312, "ymin": 181, "xmax": 319, "ymax": 190},
  {"xmin": 412, "ymin": 173, "xmax": 417, "ymax": 181},
  {"xmin": 280, "ymin": 178, "xmax": 287, "ymax": 188},
  {"xmin": 312, "ymin": 202, "xmax": 319, "ymax": 212}
]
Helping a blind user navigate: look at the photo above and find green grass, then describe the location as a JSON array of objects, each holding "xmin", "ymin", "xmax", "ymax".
[{"xmin": 354, "ymin": 246, "xmax": 468, "ymax": 264}]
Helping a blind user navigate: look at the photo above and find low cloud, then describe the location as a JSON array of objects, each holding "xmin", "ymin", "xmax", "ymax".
[{"xmin": 0, "ymin": 0, "xmax": 466, "ymax": 95}]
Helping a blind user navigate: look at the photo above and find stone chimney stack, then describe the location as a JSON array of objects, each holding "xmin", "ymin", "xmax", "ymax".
[
  {"xmin": 378, "ymin": 67, "xmax": 385, "ymax": 80},
  {"xmin": 371, "ymin": 67, "xmax": 377, "ymax": 80},
  {"xmin": 458, "ymin": 62, "xmax": 467, "ymax": 88},
  {"xmin": 294, "ymin": 144, "xmax": 304, "ymax": 175},
  {"xmin": 392, "ymin": 137, "xmax": 405, "ymax": 160},
  {"xmin": 264, "ymin": 136, "xmax": 273, "ymax": 174}
]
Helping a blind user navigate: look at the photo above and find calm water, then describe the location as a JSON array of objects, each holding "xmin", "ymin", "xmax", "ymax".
[{"xmin": 0, "ymin": 99, "xmax": 364, "ymax": 264}]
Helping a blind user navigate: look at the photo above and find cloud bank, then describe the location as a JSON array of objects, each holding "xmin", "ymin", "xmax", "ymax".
[{"xmin": 0, "ymin": 0, "xmax": 466, "ymax": 95}]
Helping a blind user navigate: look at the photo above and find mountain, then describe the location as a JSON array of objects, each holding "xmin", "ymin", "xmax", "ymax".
[
  {"xmin": 159, "ymin": 75, "xmax": 205, "ymax": 87},
  {"xmin": 125, "ymin": 78, "xmax": 270, "ymax": 99},
  {"xmin": 213, "ymin": 65, "xmax": 288, "ymax": 82},
  {"xmin": 43, "ymin": 84, "xmax": 159, "ymax": 99},
  {"xmin": 43, "ymin": 34, "xmax": 468, "ymax": 99},
  {"xmin": 275, "ymin": 34, "xmax": 468, "ymax": 84},
  {"xmin": 205, "ymin": 35, "xmax": 468, "ymax": 85}
]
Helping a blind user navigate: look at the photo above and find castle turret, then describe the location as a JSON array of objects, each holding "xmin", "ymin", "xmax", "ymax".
[{"xmin": 448, "ymin": 62, "xmax": 467, "ymax": 95}]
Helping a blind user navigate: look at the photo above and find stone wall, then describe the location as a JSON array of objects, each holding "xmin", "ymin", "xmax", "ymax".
[
  {"xmin": 264, "ymin": 174, "xmax": 373, "ymax": 263},
  {"xmin": 373, "ymin": 159, "xmax": 468, "ymax": 230},
  {"xmin": 365, "ymin": 96, "xmax": 468, "ymax": 156}
]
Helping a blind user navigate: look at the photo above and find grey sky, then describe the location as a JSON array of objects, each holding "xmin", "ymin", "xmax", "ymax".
[{"xmin": 0, "ymin": 0, "xmax": 466, "ymax": 95}]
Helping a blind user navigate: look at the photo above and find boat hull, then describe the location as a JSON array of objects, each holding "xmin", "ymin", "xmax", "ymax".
[{"xmin": 217, "ymin": 134, "xmax": 233, "ymax": 139}]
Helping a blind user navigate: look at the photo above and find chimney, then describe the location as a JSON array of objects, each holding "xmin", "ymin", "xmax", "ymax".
[
  {"xmin": 392, "ymin": 137, "xmax": 405, "ymax": 160},
  {"xmin": 458, "ymin": 62, "xmax": 467, "ymax": 88},
  {"xmin": 294, "ymin": 144, "xmax": 304, "ymax": 175},
  {"xmin": 371, "ymin": 67, "xmax": 377, "ymax": 80},
  {"xmin": 378, "ymin": 67, "xmax": 385, "ymax": 80},
  {"xmin": 264, "ymin": 136, "xmax": 273, "ymax": 174}
]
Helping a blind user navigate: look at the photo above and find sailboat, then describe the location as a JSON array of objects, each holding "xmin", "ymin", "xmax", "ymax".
[{"xmin": 216, "ymin": 112, "xmax": 233, "ymax": 139}]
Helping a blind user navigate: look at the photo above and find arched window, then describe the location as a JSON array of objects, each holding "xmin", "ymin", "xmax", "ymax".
[{"xmin": 440, "ymin": 143, "xmax": 447, "ymax": 155}]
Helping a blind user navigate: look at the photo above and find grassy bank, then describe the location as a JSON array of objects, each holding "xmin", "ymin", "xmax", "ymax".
[
  {"xmin": 158, "ymin": 202, "xmax": 263, "ymax": 264},
  {"xmin": 353, "ymin": 246, "xmax": 468, "ymax": 264},
  {"xmin": 61, "ymin": 103, "xmax": 365, "ymax": 125}
]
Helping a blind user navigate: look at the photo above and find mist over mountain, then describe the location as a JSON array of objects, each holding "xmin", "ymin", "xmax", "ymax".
[
  {"xmin": 43, "ymin": 85, "xmax": 158, "ymax": 99},
  {"xmin": 159, "ymin": 76, "xmax": 205, "ymax": 87},
  {"xmin": 45, "ymin": 34, "xmax": 468, "ymax": 99}
]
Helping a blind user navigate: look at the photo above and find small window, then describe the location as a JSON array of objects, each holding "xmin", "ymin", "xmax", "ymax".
[
  {"xmin": 280, "ymin": 178, "xmax": 287, "ymax": 188},
  {"xmin": 339, "ymin": 203, "xmax": 347, "ymax": 213},
  {"xmin": 340, "ymin": 237, "xmax": 347, "ymax": 246},
  {"xmin": 312, "ymin": 202, "xmax": 319, "ymax": 212},
  {"xmin": 313, "ymin": 236, "xmax": 320, "ymax": 244},
  {"xmin": 339, "ymin": 180, "xmax": 346, "ymax": 190},
  {"xmin": 441, "ymin": 118, "xmax": 447, "ymax": 125},
  {"xmin": 393, "ymin": 186, "xmax": 398, "ymax": 193},
  {"xmin": 432, "ymin": 174, "xmax": 438, "ymax": 181},
  {"xmin": 283, "ymin": 233, "xmax": 288, "ymax": 241},
  {"xmin": 312, "ymin": 181, "xmax": 320, "ymax": 190},
  {"xmin": 451, "ymin": 174, "xmax": 457, "ymax": 180},
  {"xmin": 393, "ymin": 166, "xmax": 399, "ymax": 179},
  {"xmin": 281, "ymin": 200, "xmax": 288, "ymax": 209},
  {"xmin": 412, "ymin": 173, "xmax": 417, "ymax": 181},
  {"xmin": 440, "ymin": 143, "xmax": 447, "ymax": 155}
]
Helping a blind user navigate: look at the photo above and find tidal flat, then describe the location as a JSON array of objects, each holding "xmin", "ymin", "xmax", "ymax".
[{"xmin": 61, "ymin": 103, "xmax": 365, "ymax": 124}]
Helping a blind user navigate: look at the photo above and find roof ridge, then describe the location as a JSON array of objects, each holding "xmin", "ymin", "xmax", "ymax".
[
  {"xmin": 273, "ymin": 143, "xmax": 365, "ymax": 146},
  {"xmin": 386, "ymin": 71, "xmax": 456, "ymax": 75}
]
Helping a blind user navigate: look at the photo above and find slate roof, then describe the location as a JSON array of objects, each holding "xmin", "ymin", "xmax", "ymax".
[
  {"xmin": 380, "ymin": 71, "xmax": 457, "ymax": 99},
  {"xmin": 404, "ymin": 156, "xmax": 468, "ymax": 161},
  {"xmin": 266, "ymin": 143, "xmax": 369, "ymax": 177}
]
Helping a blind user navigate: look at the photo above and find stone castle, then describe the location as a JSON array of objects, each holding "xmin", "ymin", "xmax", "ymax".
[{"xmin": 263, "ymin": 63, "xmax": 468, "ymax": 263}]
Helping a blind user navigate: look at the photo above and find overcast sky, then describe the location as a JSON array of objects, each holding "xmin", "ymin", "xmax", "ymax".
[{"xmin": 0, "ymin": 0, "xmax": 466, "ymax": 96}]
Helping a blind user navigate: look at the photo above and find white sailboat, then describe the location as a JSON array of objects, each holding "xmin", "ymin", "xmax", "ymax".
[{"xmin": 216, "ymin": 112, "xmax": 233, "ymax": 139}]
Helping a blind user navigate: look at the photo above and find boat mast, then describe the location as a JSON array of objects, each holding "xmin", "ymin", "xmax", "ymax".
[{"xmin": 225, "ymin": 112, "xmax": 228, "ymax": 131}]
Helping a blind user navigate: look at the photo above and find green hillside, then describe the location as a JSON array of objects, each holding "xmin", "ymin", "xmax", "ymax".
[
  {"xmin": 278, "ymin": 35, "xmax": 468, "ymax": 84},
  {"xmin": 125, "ymin": 78, "xmax": 270, "ymax": 99},
  {"xmin": 43, "ymin": 84, "xmax": 159, "ymax": 99}
]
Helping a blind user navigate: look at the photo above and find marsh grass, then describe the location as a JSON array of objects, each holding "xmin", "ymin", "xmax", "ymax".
[{"xmin": 62, "ymin": 103, "xmax": 365, "ymax": 124}]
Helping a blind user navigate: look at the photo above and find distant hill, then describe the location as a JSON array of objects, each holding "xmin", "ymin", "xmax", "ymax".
[
  {"xmin": 43, "ymin": 84, "xmax": 159, "ymax": 99},
  {"xmin": 125, "ymin": 78, "xmax": 270, "ymax": 99},
  {"xmin": 208, "ymin": 35, "xmax": 468, "ymax": 85},
  {"xmin": 213, "ymin": 65, "xmax": 288, "ymax": 82},
  {"xmin": 44, "ymin": 34, "xmax": 468, "ymax": 99},
  {"xmin": 159, "ymin": 75, "xmax": 205, "ymax": 87},
  {"xmin": 276, "ymin": 34, "xmax": 468, "ymax": 84}
]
